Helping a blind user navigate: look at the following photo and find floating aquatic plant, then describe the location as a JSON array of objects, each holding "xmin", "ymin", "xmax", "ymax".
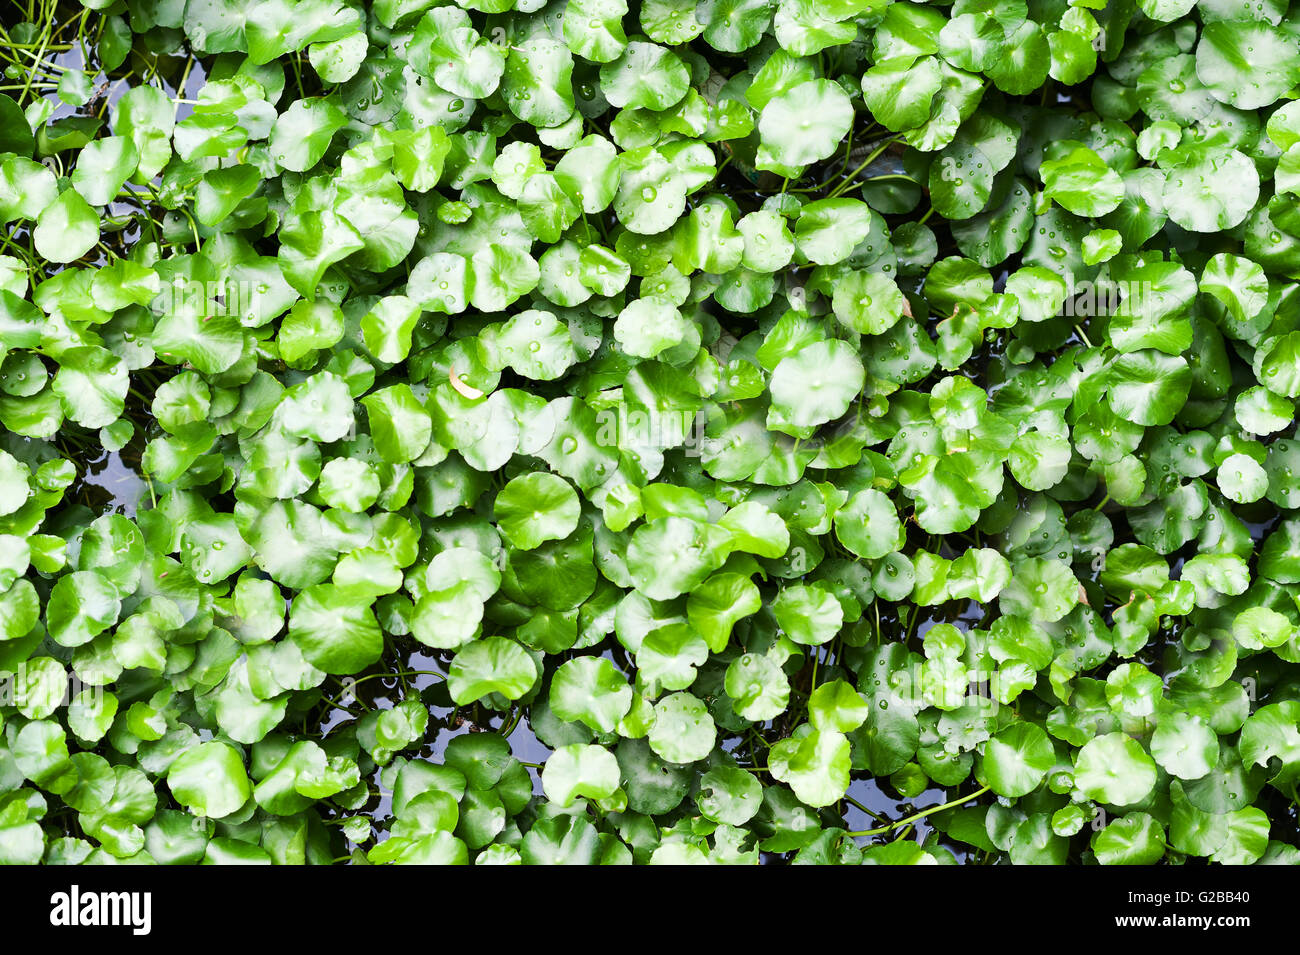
[{"xmin": 1, "ymin": 0, "xmax": 1300, "ymax": 866}]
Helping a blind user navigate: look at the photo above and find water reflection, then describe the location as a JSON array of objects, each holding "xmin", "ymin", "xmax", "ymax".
[{"xmin": 78, "ymin": 448, "xmax": 147, "ymax": 517}]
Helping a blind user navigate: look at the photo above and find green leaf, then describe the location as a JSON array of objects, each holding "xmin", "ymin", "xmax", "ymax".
[
  {"xmin": 979, "ymin": 723, "xmax": 1055, "ymax": 798},
  {"xmin": 550, "ymin": 657, "xmax": 633, "ymax": 734},
  {"xmin": 599, "ymin": 41, "xmax": 688, "ymax": 110},
  {"xmin": 648, "ymin": 692, "xmax": 716, "ymax": 763},
  {"xmin": 807, "ymin": 680, "xmax": 870, "ymax": 733},
  {"xmin": 1151, "ymin": 713, "xmax": 1218, "ymax": 781},
  {"xmin": 770, "ymin": 726, "xmax": 851, "ymax": 807},
  {"xmin": 1195, "ymin": 21, "xmax": 1300, "ymax": 111},
  {"xmin": 768, "ymin": 339, "xmax": 864, "ymax": 436},
  {"xmin": 773, "ymin": 583, "xmax": 843, "ymax": 646},
  {"xmin": 1107, "ymin": 350, "xmax": 1192, "ymax": 426},
  {"xmin": 71, "ymin": 136, "xmax": 139, "ymax": 206},
  {"xmin": 627, "ymin": 517, "xmax": 725, "ymax": 600},
  {"xmin": 495, "ymin": 472, "xmax": 580, "ymax": 550},
  {"xmin": 167, "ymin": 742, "xmax": 251, "ymax": 819},
  {"xmin": 410, "ymin": 7, "xmax": 505, "ymax": 98},
  {"xmin": 289, "ymin": 584, "xmax": 382, "ymax": 675},
  {"xmin": 47, "ymin": 570, "xmax": 121, "ymax": 648},
  {"xmin": 999, "ymin": 558, "xmax": 1079, "ymax": 623},
  {"xmin": 362, "ymin": 384, "xmax": 432, "ymax": 464},
  {"xmin": 361, "ymin": 295, "xmax": 422, "ymax": 364},
  {"xmin": 0, "ymin": 450, "xmax": 30, "ymax": 516},
  {"xmin": 0, "ymin": 158, "xmax": 57, "ymax": 222},
  {"xmin": 686, "ymin": 573, "xmax": 761, "ymax": 651},
  {"xmin": 725, "ymin": 651, "xmax": 790, "ymax": 721},
  {"xmin": 447, "ymin": 637, "xmax": 539, "ymax": 705},
  {"xmin": 697, "ymin": 766, "xmax": 762, "ymax": 825},
  {"xmin": 757, "ymin": 80, "xmax": 853, "ymax": 170},
  {"xmin": 1041, "ymin": 144, "xmax": 1124, "ymax": 217},
  {"xmin": 1163, "ymin": 148, "xmax": 1259, "ymax": 232},
  {"xmin": 33, "ymin": 188, "xmax": 98, "ymax": 263},
  {"xmin": 614, "ymin": 298, "xmax": 692, "ymax": 358},
  {"xmin": 1073, "ymin": 733, "xmax": 1158, "ymax": 807},
  {"xmin": 1092, "ymin": 812, "xmax": 1166, "ymax": 865},
  {"xmin": 503, "ymin": 37, "xmax": 576, "ymax": 128},
  {"xmin": 832, "ymin": 271, "xmax": 905, "ymax": 335}
]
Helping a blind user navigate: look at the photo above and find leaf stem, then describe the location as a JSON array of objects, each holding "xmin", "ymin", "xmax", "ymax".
[
  {"xmin": 842, "ymin": 793, "xmax": 889, "ymax": 822},
  {"xmin": 846, "ymin": 785, "xmax": 991, "ymax": 837},
  {"xmin": 826, "ymin": 137, "xmax": 898, "ymax": 200}
]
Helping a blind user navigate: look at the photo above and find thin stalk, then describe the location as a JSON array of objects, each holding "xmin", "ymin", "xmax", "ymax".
[
  {"xmin": 171, "ymin": 55, "xmax": 195, "ymax": 124},
  {"xmin": 826, "ymin": 137, "xmax": 898, "ymax": 200},
  {"xmin": 842, "ymin": 793, "xmax": 889, "ymax": 823},
  {"xmin": 16, "ymin": 4, "xmax": 53, "ymax": 102},
  {"xmin": 847, "ymin": 786, "xmax": 991, "ymax": 838}
]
